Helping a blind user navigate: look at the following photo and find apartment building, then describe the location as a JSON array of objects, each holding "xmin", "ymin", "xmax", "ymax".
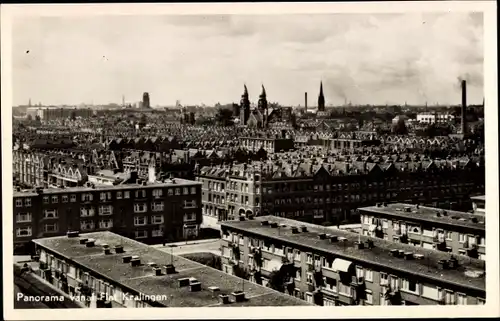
[
  {"xmin": 13, "ymin": 178, "xmax": 202, "ymax": 254},
  {"xmin": 470, "ymin": 195, "xmax": 485, "ymax": 215},
  {"xmin": 198, "ymin": 155, "xmax": 484, "ymax": 225},
  {"xmin": 31, "ymin": 231, "xmax": 310, "ymax": 308},
  {"xmin": 199, "ymin": 163, "xmax": 261, "ymax": 221},
  {"xmin": 220, "ymin": 216, "xmax": 486, "ymax": 306},
  {"xmin": 417, "ymin": 113, "xmax": 455, "ymax": 125},
  {"xmin": 239, "ymin": 136, "xmax": 294, "ymax": 153},
  {"xmin": 358, "ymin": 203, "xmax": 485, "ymax": 260}
]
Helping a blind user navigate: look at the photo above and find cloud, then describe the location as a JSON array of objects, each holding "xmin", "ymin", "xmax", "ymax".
[{"xmin": 11, "ymin": 12, "xmax": 484, "ymax": 106}]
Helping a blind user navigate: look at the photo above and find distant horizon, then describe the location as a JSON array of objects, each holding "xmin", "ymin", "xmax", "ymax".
[{"xmin": 13, "ymin": 12, "xmax": 484, "ymax": 106}]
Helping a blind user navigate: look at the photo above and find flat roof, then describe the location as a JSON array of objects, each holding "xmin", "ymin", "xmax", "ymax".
[
  {"xmin": 358, "ymin": 203, "xmax": 485, "ymax": 233},
  {"xmin": 221, "ymin": 216, "xmax": 485, "ymax": 293},
  {"xmin": 32, "ymin": 231, "xmax": 309, "ymax": 307},
  {"xmin": 12, "ymin": 179, "xmax": 201, "ymax": 197}
]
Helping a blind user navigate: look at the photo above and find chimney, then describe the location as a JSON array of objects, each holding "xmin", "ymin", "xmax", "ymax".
[
  {"xmin": 79, "ymin": 238, "xmax": 89, "ymax": 245},
  {"xmin": 461, "ymin": 80, "xmax": 467, "ymax": 135},
  {"xmin": 305, "ymin": 92, "xmax": 308, "ymax": 112},
  {"xmin": 122, "ymin": 255, "xmax": 132, "ymax": 263},
  {"xmin": 114, "ymin": 245, "xmax": 124, "ymax": 254},
  {"xmin": 85, "ymin": 239, "xmax": 95, "ymax": 247},
  {"xmin": 130, "ymin": 256, "xmax": 141, "ymax": 267},
  {"xmin": 67, "ymin": 231, "xmax": 79, "ymax": 238}
]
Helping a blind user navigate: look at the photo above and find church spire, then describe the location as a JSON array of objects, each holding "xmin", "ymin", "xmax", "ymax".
[
  {"xmin": 243, "ymin": 84, "xmax": 248, "ymax": 97},
  {"xmin": 260, "ymin": 84, "xmax": 266, "ymax": 97},
  {"xmin": 318, "ymin": 81, "xmax": 325, "ymax": 112}
]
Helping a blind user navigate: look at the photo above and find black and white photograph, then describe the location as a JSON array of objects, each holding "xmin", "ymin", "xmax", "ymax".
[{"xmin": 2, "ymin": 2, "xmax": 498, "ymax": 320}]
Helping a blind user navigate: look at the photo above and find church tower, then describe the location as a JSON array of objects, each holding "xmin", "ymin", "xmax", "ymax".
[
  {"xmin": 318, "ymin": 81, "xmax": 325, "ymax": 112},
  {"xmin": 240, "ymin": 85, "xmax": 250, "ymax": 125},
  {"xmin": 258, "ymin": 84, "xmax": 268, "ymax": 126}
]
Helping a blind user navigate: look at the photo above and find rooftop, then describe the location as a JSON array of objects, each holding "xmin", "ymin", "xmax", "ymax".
[
  {"xmin": 32, "ymin": 231, "xmax": 310, "ymax": 307},
  {"xmin": 221, "ymin": 216, "xmax": 486, "ymax": 293},
  {"xmin": 13, "ymin": 178, "xmax": 201, "ymax": 197},
  {"xmin": 359, "ymin": 203, "xmax": 485, "ymax": 232}
]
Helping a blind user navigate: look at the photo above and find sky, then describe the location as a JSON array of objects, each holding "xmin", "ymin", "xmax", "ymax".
[{"xmin": 12, "ymin": 12, "xmax": 484, "ymax": 107}]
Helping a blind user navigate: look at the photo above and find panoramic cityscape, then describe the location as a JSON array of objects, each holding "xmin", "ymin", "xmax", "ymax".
[{"xmin": 7, "ymin": 7, "xmax": 491, "ymax": 314}]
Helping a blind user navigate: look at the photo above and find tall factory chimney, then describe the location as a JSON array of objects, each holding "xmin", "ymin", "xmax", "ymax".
[
  {"xmin": 305, "ymin": 92, "xmax": 308, "ymax": 112},
  {"xmin": 461, "ymin": 80, "xmax": 467, "ymax": 135}
]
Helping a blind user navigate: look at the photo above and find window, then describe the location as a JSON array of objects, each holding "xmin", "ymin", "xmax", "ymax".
[
  {"xmin": 80, "ymin": 220, "xmax": 95, "ymax": 231},
  {"xmin": 70, "ymin": 195, "xmax": 76, "ymax": 202},
  {"xmin": 124, "ymin": 191, "xmax": 130, "ymax": 199},
  {"xmin": 446, "ymin": 231, "xmax": 453, "ymax": 240},
  {"xmin": 365, "ymin": 269, "xmax": 373, "ymax": 282},
  {"xmin": 401, "ymin": 278, "xmax": 418, "ymax": 294},
  {"xmin": 323, "ymin": 276, "xmax": 337, "ymax": 292},
  {"xmin": 294, "ymin": 250, "xmax": 301, "ymax": 261},
  {"xmin": 44, "ymin": 209, "xmax": 58, "ymax": 218},
  {"xmin": 167, "ymin": 189, "xmax": 173, "ymax": 196},
  {"xmin": 151, "ymin": 215, "xmax": 164, "ymax": 224},
  {"xmin": 380, "ymin": 273, "xmax": 389, "ymax": 286},
  {"xmin": 44, "ymin": 223, "xmax": 58, "ymax": 233},
  {"xmin": 305, "ymin": 292, "xmax": 313, "ymax": 304},
  {"xmin": 479, "ymin": 237, "xmax": 485, "ymax": 246},
  {"xmin": 134, "ymin": 203, "xmax": 147, "ymax": 213},
  {"xmin": 459, "ymin": 233, "xmax": 466, "ymax": 243},
  {"xmin": 323, "ymin": 298, "xmax": 336, "ymax": 306},
  {"xmin": 338, "ymin": 283, "xmax": 352, "ymax": 296},
  {"xmin": 116, "ymin": 191, "xmax": 122, "ymax": 199},
  {"xmin": 190, "ymin": 187, "xmax": 197, "ymax": 194},
  {"xmin": 382, "ymin": 220, "xmax": 388, "ymax": 229},
  {"xmin": 99, "ymin": 219, "xmax": 113, "ymax": 229},
  {"xmin": 183, "ymin": 187, "xmax": 189, "ymax": 195},
  {"xmin": 356, "ymin": 266, "xmax": 364, "ymax": 279},
  {"xmin": 477, "ymin": 298, "xmax": 485, "ymax": 305},
  {"xmin": 175, "ymin": 188, "xmax": 180, "ymax": 195},
  {"xmin": 16, "ymin": 212, "xmax": 32, "ymax": 223},
  {"xmin": 43, "ymin": 196, "xmax": 49, "ymax": 204},
  {"xmin": 365, "ymin": 290, "xmax": 373, "ymax": 304},
  {"xmin": 100, "ymin": 192, "xmax": 107, "ymax": 201},
  {"xmin": 80, "ymin": 207, "xmax": 95, "ymax": 217},
  {"xmin": 135, "ymin": 190, "xmax": 146, "ymax": 198},
  {"xmin": 444, "ymin": 290, "xmax": 455, "ymax": 305},
  {"xmin": 135, "ymin": 230, "xmax": 147, "ymax": 239},
  {"xmin": 16, "ymin": 227, "xmax": 32, "ymax": 237},
  {"xmin": 99, "ymin": 205, "xmax": 113, "ymax": 215},
  {"xmin": 307, "ymin": 253, "xmax": 313, "ymax": 264},
  {"xmin": 151, "ymin": 202, "xmax": 164, "ymax": 212},
  {"xmin": 15, "ymin": 199, "xmax": 23, "ymax": 207},
  {"xmin": 457, "ymin": 293, "xmax": 467, "ymax": 305},
  {"xmin": 306, "ymin": 272, "xmax": 313, "ymax": 284},
  {"xmin": 152, "ymin": 227, "xmax": 164, "ymax": 237},
  {"xmin": 184, "ymin": 200, "xmax": 197, "ymax": 208},
  {"xmin": 62, "ymin": 195, "xmax": 68, "ymax": 203},
  {"xmin": 184, "ymin": 213, "xmax": 196, "ymax": 222},
  {"xmin": 82, "ymin": 193, "xmax": 93, "ymax": 202},
  {"xmin": 134, "ymin": 216, "xmax": 147, "ymax": 226},
  {"xmin": 152, "ymin": 189, "xmax": 163, "ymax": 198}
]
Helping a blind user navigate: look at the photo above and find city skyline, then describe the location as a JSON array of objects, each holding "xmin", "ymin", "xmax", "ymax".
[{"xmin": 13, "ymin": 13, "xmax": 484, "ymax": 106}]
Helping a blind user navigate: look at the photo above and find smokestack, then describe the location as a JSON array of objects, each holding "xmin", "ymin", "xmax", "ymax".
[
  {"xmin": 461, "ymin": 80, "xmax": 467, "ymax": 135},
  {"xmin": 305, "ymin": 92, "xmax": 308, "ymax": 112}
]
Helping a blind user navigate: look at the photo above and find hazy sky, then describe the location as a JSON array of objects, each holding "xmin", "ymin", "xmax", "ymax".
[{"xmin": 12, "ymin": 12, "xmax": 484, "ymax": 106}]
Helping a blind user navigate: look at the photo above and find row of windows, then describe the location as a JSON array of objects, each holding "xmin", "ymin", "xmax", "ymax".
[
  {"xmin": 362, "ymin": 216, "xmax": 485, "ymax": 246},
  {"xmin": 16, "ymin": 223, "xmax": 58, "ymax": 237},
  {"xmin": 223, "ymin": 233, "xmax": 485, "ymax": 305},
  {"xmin": 34, "ymin": 187, "xmax": 198, "ymax": 205}
]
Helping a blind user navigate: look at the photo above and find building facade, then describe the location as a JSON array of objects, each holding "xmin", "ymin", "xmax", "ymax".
[
  {"xmin": 358, "ymin": 203, "xmax": 485, "ymax": 260},
  {"xmin": 13, "ymin": 178, "xmax": 202, "ymax": 254},
  {"xmin": 199, "ymin": 156, "xmax": 485, "ymax": 226},
  {"xmin": 239, "ymin": 136, "xmax": 294, "ymax": 154},
  {"xmin": 31, "ymin": 231, "xmax": 309, "ymax": 308},
  {"xmin": 220, "ymin": 216, "xmax": 486, "ymax": 306}
]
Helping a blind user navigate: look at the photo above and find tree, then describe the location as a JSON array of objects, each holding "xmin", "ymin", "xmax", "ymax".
[
  {"xmin": 392, "ymin": 120, "xmax": 408, "ymax": 135},
  {"xmin": 70, "ymin": 110, "xmax": 77, "ymax": 121},
  {"xmin": 215, "ymin": 107, "xmax": 234, "ymax": 126}
]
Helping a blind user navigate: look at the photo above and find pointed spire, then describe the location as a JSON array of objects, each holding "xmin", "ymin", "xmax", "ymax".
[
  {"xmin": 261, "ymin": 84, "xmax": 266, "ymax": 97},
  {"xmin": 243, "ymin": 84, "xmax": 248, "ymax": 96},
  {"xmin": 319, "ymin": 81, "xmax": 324, "ymax": 96}
]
